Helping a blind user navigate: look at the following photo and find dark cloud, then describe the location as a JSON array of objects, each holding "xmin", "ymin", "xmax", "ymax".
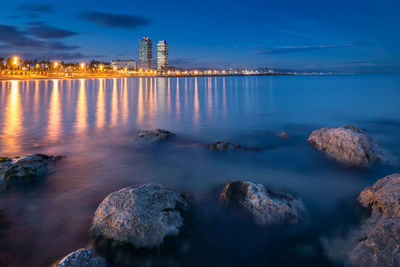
[
  {"xmin": 255, "ymin": 43, "xmax": 355, "ymax": 55},
  {"xmin": 0, "ymin": 24, "xmax": 79, "ymax": 53},
  {"xmin": 0, "ymin": 25, "xmax": 43, "ymax": 47},
  {"xmin": 79, "ymin": 12, "xmax": 151, "ymax": 29},
  {"xmin": 28, "ymin": 23, "xmax": 77, "ymax": 39},
  {"xmin": 18, "ymin": 4, "xmax": 53, "ymax": 13}
]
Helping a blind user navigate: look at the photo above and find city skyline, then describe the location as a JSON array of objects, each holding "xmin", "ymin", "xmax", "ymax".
[{"xmin": 0, "ymin": 0, "xmax": 399, "ymax": 72}]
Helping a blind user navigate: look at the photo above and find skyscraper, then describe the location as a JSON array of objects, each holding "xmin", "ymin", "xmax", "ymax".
[
  {"xmin": 139, "ymin": 37, "xmax": 152, "ymax": 70},
  {"xmin": 157, "ymin": 40, "xmax": 168, "ymax": 71}
]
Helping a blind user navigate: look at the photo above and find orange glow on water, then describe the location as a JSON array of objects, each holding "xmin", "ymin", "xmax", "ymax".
[
  {"xmin": 194, "ymin": 77, "xmax": 199, "ymax": 124},
  {"xmin": 3, "ymin": 81, "xmax": 23, "ymax": 152},
  {"xmin": 75, "ymin": 79, "xmax": 87, "ymax": 134},
  {"xmin": 48, "ymin": 79, "xmax": 61, "ymax": 142},
  {"xmin": 111, "ymin": 78, "xmax": 118, "ymax": 126},
  {"xmin": 96, "ymin": 79, "xmax": 105, "ymax": 129}
]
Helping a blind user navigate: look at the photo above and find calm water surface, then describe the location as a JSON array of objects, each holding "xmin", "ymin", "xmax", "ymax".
[{"xmin": 0, "ymin": 75, "xmax": 399, "ymax": 266}]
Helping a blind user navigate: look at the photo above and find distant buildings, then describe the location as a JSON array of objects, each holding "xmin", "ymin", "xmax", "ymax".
[
  {"xmin": 111, "ymin": 59, "xmax": 137, "ymax": 70},
  {"xmin": 157, "ymin": 40, "xmax": 168, "ymax": 71},
  {"xmin": 139, "ymin": 37, "xmax": 152, "ymax": 70}
]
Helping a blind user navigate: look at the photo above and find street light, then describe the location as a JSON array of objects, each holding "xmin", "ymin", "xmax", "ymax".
[{"xmin": 12, "ymin": 56, "xmax": 19, "ymax": 65}]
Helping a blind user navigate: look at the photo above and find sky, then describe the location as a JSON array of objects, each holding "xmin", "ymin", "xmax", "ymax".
[{"xmin": 0, "ymin": 0, "xmax": 399, "ymax": 72}]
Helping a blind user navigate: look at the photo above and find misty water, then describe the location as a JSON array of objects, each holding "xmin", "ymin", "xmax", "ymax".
[{"xmin": 0, "ymin": 75, "xmax": 399, "ymax": 266}]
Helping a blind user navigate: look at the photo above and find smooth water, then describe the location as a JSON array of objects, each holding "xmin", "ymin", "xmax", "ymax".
[{"xmin": 0, "ymin": 75, "xmax": 399, "ymax": 266}]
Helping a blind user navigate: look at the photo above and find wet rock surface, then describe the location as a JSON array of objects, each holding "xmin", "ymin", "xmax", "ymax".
[
  {"xmin": 204, "ymin": 141, "xmax": 262, "ymax": 151},
  {"xmin": 0, "ymin": 154, "xmax": 60, "ymax": 183},
  {"xmin": 54, "ymin": 248, "xmax": 107, "ymax": 267},
  {"xmin": 220, "ymin": 180, "xmax": 306, "ymax": 225},
  {"xmin": 91, "ymin": 183, "xmax": 188, "ymax": 249},
  {"xmin": 133, "ymin": 129, "xmax": 175, "ymax": 143},
  {"xmin": 308, "ymin": 125, "xmax": 388, "ymax": 168},
  {"xmin": 326, "ymin": 173, "xmax": 400, "ymax": 266}
]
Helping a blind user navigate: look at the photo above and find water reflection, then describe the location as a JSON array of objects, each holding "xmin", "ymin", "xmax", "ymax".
[
  {"xmin": 47, "ymin": 80, "xmax": 61, "ymax": 142},
  {"xmin": 75, "ymin": 79, "xmax": 87, "ymax": 134},
  {"xmin": 194, "ymin": 77, "xmax": 200, "ymax": 125},
  {"xmin": 122, "ymin": 78, "xmax": 129, "ymax": 125},
  {"xmin": 137, "ymin": 78, "xmax": 144, "ymax": 125},
  {"xmin": 96, "ymin": 79, "xmax": 106, "ymax": 129},
  {"xmin": 111, "ymin": 78, "xmax": 118, "ymax": 126},
  {"xmin": 3, "ymin": 81, "xmax": 23, "ymax": 152},
  {"xmin": 0, "ymin": 76, "xmax": 235, "ymax": 152}
]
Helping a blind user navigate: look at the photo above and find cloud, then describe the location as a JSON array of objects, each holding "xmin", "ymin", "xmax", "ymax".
[
  {"xmin": 0, "ymin": 24, "xmax": 43, "ymax": 47},
  {"xmin": 79, "ymin": 12, "xmax": 151, "ymax": 29},
  {"xmin": 18, "ymin": 4, "xmax": 53, "ymax": 13},
  {"xmin": 28, "ymin": 23, "xmax": 77, "ymax": 39},
  {"xmin": 255, "ymin": 43, "xmax": 356, "ymax": 55},
  {"xmin": 0, "ymin": 24, "xmax": 79, "ymax": 52}
]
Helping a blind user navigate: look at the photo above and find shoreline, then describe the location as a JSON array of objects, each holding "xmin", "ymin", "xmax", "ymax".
[{"xmin": 0, "ymin": 72, "xmax": 344, "ymax": 81}]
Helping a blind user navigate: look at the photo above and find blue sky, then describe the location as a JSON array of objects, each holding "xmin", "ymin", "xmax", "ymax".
[{"xmin": 0, "ymin": 0, "xmax": 399, "ymax": 72}]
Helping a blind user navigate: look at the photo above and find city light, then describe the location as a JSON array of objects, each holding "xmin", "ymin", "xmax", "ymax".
[
  {"xmin": 80, "ymin": 63, "xmax": 85, "ymax": 69},
  {"xmin": 12, "ymin": 56, "xmax": 19, "ymax": 65}
]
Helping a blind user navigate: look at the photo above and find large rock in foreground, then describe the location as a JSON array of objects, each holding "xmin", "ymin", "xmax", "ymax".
[
  {"xmin": 308, "ymin": 125, "xmax": 387, "ymax": 168},
  {"xmin": 204, "ymin": 141, "xmax": 261, "ymax": 151},
  {"xmin": 220, "ymin": 180, "xmax": 306, "ymax": 225},
  {"xmin": 351, "ymin": 173, "xmax": 400, "ymax": 266},
  {"xmin": 326, "ymin": 174, "xmax": 400, "ymax": 266},
  {"xmin": 91, "ymin": 184, "xmax": 188, "ymax": 249},
  {"xmin": 54, "ymin": 248, "xmax": 107, "ymax": 267},
  {"xmin": 0, "ymin": 154, "xmax": 59, "ymax": 183},
  {"xmin": 133, "ymin": 129, "xmax": 175, "ymax": 143}
]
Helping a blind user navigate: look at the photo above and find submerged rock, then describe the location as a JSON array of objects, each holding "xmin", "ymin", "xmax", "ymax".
[
  {"xmin": 220, "ymin": 180, "xmax": 306, "ymax": 225},
  {"xmin": 134, "ymin": 129, "xmax": 175, "ymax": 143},
  {"xmin": 275, "ymin": 132, "xmax": 290, "ymax": 139},
  {"xmin": 204, "ymin": 141, "xmax": 261, "ymax": 151},
  {"xmin": 326, "ymin": 174, "xmax": 400, "ymax": 266},
  {"xmin": 54, "ymin": 248, "xmax": 107, "ymax": 267},
  {"xmin": 0, "ymin": 154, "xmax": 60, "ymax": 183},
  {"xmin": 308, "ymin": 125, "xmax": 388, "ymax": 168},
  {"xmin": 91, "ymin": 183, "xmax": 188, "ymax": 249}
]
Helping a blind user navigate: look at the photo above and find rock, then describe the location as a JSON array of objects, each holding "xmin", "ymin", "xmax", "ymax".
[
  {"xmin": 325, "ymin": 174, "xmax": 400, "ymax": 266},
  {"xmin": 0, "ymin": 154, "xmax": 60, "ymax": 183},
  {"xmin": 308, "ymin": 125, "xmax": 387, "ymax": 168},
  {"xmin": 54, "ymin": 248, "xmax": 107, "ymax": 267},
  {"xmin": 134, "ymin": 129, "xmax": 175, "ymax": 143},
  {"xmin": 220, "ymin": 180, "xmax": 306, "ymax": 225},
  {"xmin": 204, "ymin": 141, "xmax": 261, "ymax": 151},
  {"xmin": 91, "ymin": 183, "xmax": 188, "ymax": 249},
  {"xmin": 351, "ymin": 173, "xmax": 400, "ymax": 266},
  {"xmin": 275, "ymin": 132, "xmax": 290, "ymax": 139}
]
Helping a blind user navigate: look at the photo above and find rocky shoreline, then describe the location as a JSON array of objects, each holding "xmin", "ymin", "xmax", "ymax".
[{"xmin": 1, "ymin": 126, "xmax": 398, "ymax": 266}]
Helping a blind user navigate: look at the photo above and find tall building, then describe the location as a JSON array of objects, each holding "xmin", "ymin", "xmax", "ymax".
[
  {"xmin": 139, "ymin": 37, "xmax": 152, "ymax": 70},
  {"xmin": 157, "ymin": 40, "xmax": 168, "ymax": 71}
]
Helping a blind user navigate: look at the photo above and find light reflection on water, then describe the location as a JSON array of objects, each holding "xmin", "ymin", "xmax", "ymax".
[{"xmin": 0, "ymin": 75, "xmax": 400, "ymax": 266}]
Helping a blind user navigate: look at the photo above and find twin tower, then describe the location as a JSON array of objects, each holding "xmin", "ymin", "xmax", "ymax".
[{"xmin": 139, "ymin": 37, "xmax": 168, "ymax": 71}]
